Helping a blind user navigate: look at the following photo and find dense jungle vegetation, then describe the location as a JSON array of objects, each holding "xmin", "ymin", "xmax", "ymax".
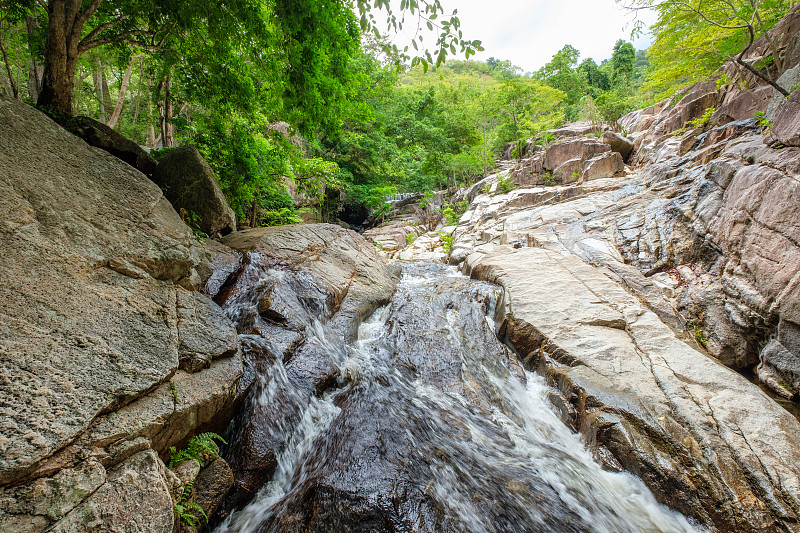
[{"xmin": 0, "ymin": 0, "xmax": 795, "ymax": 226}]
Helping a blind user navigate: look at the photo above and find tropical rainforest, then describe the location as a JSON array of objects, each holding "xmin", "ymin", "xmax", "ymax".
[{"xmin": 0, "ymin": 0, "xmax": 794, "ymax": 227}]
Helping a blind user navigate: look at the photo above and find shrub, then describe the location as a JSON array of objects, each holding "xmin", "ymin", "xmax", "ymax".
[
  {"xmin": 497, "ymin": 175, "xmax": 515, "ymax": 194},
  {"xmin": 439, "ymin": 232, "xmax": 454, "ymax": 252},
  {"xmin": 686, "ymin": 107, "xmax": 716, "ymax": 129}
]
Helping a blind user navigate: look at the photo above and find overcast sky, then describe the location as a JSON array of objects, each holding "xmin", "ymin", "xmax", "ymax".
[{"xmin": 388, "ymin": 0, "xmax": 657, "ymax": 74}]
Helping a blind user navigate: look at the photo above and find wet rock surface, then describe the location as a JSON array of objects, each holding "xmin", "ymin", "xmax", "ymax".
[
  {"xmin": 215, "ymin": 263, "xmax": 700, "ymax": 533},
  {"xmin": 212, "ymin": 224, "xmax": 399, "ymax": 520}
]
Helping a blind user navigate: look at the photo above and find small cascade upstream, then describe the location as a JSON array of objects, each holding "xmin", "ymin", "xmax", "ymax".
[{"xmin": 215, "ymin": 261, "xmax": 704, "ymax": 533}]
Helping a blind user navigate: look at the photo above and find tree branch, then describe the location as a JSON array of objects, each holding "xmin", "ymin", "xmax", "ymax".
[
  {"xmin": 79, "ymin": 29, "xmax": 155, "ymax": 54},
  {"xmin": 667, "ymin": 1, "xmax": 750, "ymax": 30},
  {"xmin": 74, "ymin": 0, "xmax": 104, "ymax": 33},
  {"xmin": 81, "ymin": 14, "xmax": 128, "ymax": 45}
]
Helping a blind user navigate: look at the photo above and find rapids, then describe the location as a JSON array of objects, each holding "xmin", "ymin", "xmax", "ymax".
[{"xmin": 214, "ymin": 262, "xmax": 703, "ymax": 533}]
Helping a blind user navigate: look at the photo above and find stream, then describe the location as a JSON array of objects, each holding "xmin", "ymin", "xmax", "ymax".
[{"xmin": 214, "ymin": 261, "xmax": 703, "ymax": 533}]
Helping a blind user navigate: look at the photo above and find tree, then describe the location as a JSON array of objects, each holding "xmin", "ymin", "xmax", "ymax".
[
  {"xmin": 8, "ymin": 0, "xmax": 483, "ymax": 116},
  {"xmin": 610, "ymin": 39, "xmax": 636, "ymax": 85},
  {"xmin": 578, "ymin": 58, "xmax": 610, "ymax": 92},
  {"xmin": 536, "ymin": 45, "xmax": 587, "ymax": 120},
  {"xmin": 623, "ymin": 0, "xmax": 794, "ymax": 97}
]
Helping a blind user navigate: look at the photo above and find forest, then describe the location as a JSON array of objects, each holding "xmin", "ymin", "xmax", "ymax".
[{"xmin": 0, "ymin": 0, "xmax": 794, "ymax": 228}]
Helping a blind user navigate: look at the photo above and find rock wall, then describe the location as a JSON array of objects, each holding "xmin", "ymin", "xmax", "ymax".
[
  {"xmin": 391, "ymin": 8, "xmax": 800, "ymax": 531},
  {"xmin": 0, "ymin": 96, "xmax": 240, "ymax": 532},
  {"xmin": 0, "ymin": 97, "xmax": 400, "ymax": 532}
]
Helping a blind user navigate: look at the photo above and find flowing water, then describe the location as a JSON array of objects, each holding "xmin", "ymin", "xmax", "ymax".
[{"xmin": 215, "ymin": 261, "xmax": 703, "ymax": 533}]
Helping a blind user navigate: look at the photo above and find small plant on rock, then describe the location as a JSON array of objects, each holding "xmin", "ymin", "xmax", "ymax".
[
  {"xmin": 497, "ymin": 175, "xmax": 515, "ymax": 194},
  {"xmin": 168, "ymin": 432, "xmax": 226, "ymax": 468},
  {"xmin": 688, "ymin": 322, "xmax": 707, "ymax": 348},
  {"xmin": 754, "ymin": 111, "xmax": 773, "ymax": 130},
  {"xmin": 406, "ymin": 233, "xmax": 416, "ymax": 246},
  {"xmin": 439, "ymin": 232, "xmax": 454, "ymax": 252},
  {"xmin": 441, "ymin": 201, "xmax": 469, "ymax": 226},
  {"xmin": 686, "ymin": 106, "xmax": 716, "ymax": 130},
  {"xmin": 174, "ymin": 480, "xmax": 208, "ymax": 527}
]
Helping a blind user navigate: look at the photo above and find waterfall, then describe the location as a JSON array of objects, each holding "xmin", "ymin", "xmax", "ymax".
[{"xmin": 215, "ymin": 261, "xmax": 704, "ymax": 533}]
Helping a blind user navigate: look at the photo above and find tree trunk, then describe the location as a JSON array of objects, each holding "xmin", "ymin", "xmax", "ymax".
[
  {"xmin": 132, "ymin": 58, "xmax": 144, "ymax": 124},
  {"xmin": 106, "ymin": 55, "xmax": 135, "ymax": 130},
  {"xmin": 93, "ymin": 58, "xmax": 106, "ymax": 121},
  {"xmin": 25, "ymin": 16, "xmax": 41, "ymax": 102},
  {"xmin": 0, "ymin": 32, "xmax": 18, "ymax": 99},
  {"xmin": 101, "ymin": 64, "xmax": 112, "ymax": 117},
  {"xmin": 161, "ymin": 70, "xmax": 175, "ymax": 148},
  {"xmin": 158, "ymin": 68, "xmax": 174, "ymax": 148},
  {"xmin": 38, "ymin": 0, "xmax": 84, "ymax": 115}
]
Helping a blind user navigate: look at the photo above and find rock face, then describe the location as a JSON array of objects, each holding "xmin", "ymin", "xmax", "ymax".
[
  {"xmin": 601, "ymin": 131, "xmax": 634, "ymax": 161},
  {"xmin": 153, "ymin": 146, "xmax": 237, "ymax": 237},
  {"xmin": 0, "ymin": 96, "xmax": 242, "ymax": 532},
  {"xmin": 466, "ymin": 248, "xmax": 800, "ymax": 531},
  {"xmin": 58, "ymin": 115, "xmax": 157, "ymax": 176},
  {"xmin": 389, "ymin": 11, "xmax": 800, "ymax": 529},
  {"xmin": 770, "ymin": 87, "xmax": 800, "ymax": 146},
  {"xmin": 212, "ymin": 224, "xmax": 399, "ymax": 519}
]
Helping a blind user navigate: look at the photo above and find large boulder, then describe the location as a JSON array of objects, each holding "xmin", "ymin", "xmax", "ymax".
[
  {"xmin": 601, "ymin": 131, "xmax": 635, "ymax": 161},
  {"xmin": 153, "ymin": 146, "xmax": 237, "ymax": 237},
  {"xmin": 213, "ymin": 224, "xmax": 399, "ymax": 518},
  {"xmin": 0, "ymin": 96, "xmax": 242, "ymax": 532},
  {"xmin": 467, "ymin": 247, "xmax": 800, "ymax": 532},
  {"xmin": 769, "ymin": 87, "xmax": 800, "ymax": 147},
  {"xmin": 580, "ymin": 151, "xmax": 624, "ymax": 181},
  {"xmin": 552, "ymin": 157, "xmax": 583, "ymax": 183},
  {"xmin": 58, "ymin": 115, "xmax": 157, "ymax": 176},
  {"xmin": 543, "ymin": 138, "xmax": 609, "ymax": 171}
]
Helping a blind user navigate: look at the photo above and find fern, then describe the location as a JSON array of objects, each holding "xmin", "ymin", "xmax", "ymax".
[
  {"xmin": 175, "ymin": 502, "xmax": 208, "ymax": 527},
  {"xmin": 174, "ymin": 478, "xmax": 209, "ymax": 527},
  {"xmin": 168, "ymin": 432, "xmax": 227, "ymax": 468}
]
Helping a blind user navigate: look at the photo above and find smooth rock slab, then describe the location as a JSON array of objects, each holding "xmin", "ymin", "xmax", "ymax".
[
  {"xmin": 467, "ymin": 246, "xmax": 800, "ymax": 532},
  {"xmin": 0, "ymin": 96, "xmax": 201, "ymax": 484}
]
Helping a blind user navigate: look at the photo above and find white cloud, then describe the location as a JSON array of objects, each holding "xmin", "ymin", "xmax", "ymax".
[{"xmin": 384, "ymin": 0, "xmax": 657, "ymax": 73}]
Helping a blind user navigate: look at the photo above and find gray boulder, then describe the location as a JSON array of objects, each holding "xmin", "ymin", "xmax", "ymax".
[
  {"xmin": 153, "ymin": 146, "xmax": 237, "ymax": 237},
  {"xmin": 769, "ymin": 87, "xmax": 800, "ymax": 146},
  {"xmin": 46, "ymin": 450, "xmax": 175, "ymax": 533},
  {"xmin": 0, "ymin": 96, "xmax": 242, "ymax": 532},
  {"xmin": 59, "ymin": 115, "xmax": 157, "ymax": 176},
  {"xmin": 601, "ymin": 131, "xmax": 635, "ymax": 161}
]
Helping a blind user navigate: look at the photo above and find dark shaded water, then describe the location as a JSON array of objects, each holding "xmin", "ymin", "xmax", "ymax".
[{"xmin": 215, "ymin": 262, "xmax": 702, "ymax": 533}]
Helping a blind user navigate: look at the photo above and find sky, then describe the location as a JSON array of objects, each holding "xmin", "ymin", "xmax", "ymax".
[{"xmin": 388, "ymin": 0, "xmax": 658, "ymax": 74}]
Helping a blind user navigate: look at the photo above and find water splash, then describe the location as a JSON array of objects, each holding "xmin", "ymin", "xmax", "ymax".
[{"xmin": 216, "ymin": 262, "xmax": 704, "ymax": 533}]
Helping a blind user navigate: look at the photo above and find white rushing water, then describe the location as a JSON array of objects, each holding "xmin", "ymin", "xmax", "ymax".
[{"xmin": 215, "ymin": 263, "xmax": 705, "ymax": 533}]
